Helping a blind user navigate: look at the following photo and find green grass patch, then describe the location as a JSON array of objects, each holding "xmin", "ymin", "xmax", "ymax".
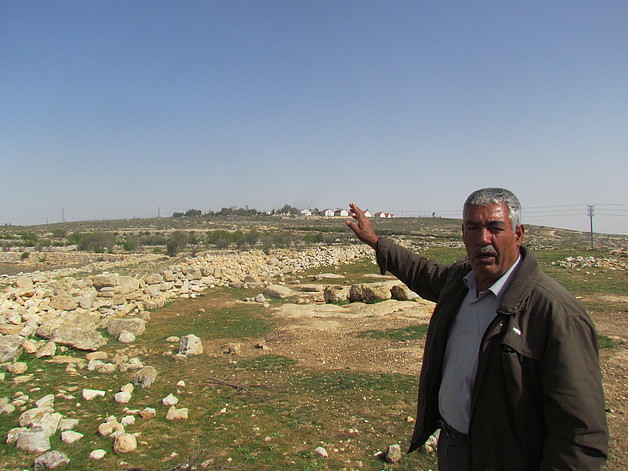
[
  {"xmin": 598, "ymin": 334, "xmax": 624, "ymax": 349},
  {"xmin": 358, "ymin": 324, "xmax": 430, "ymax": 341}
]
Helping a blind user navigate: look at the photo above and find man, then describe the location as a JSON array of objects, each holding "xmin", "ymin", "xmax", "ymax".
[{"xmin": 346, "ymin": 188, "xmax": 607, "ymax": 470}]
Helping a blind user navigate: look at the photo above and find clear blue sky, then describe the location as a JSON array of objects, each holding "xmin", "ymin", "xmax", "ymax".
[{"xmin": 2, "ymin": 1, "xmax": 627, "ymax": 234}]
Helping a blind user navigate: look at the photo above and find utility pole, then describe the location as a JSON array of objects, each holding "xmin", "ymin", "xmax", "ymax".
[
  {"xmin": 158, "ymin": 207, "xmax": 160, "ymax": 219},
  {"xmin": 587, "ymin": 205, "xmax": 595, "ymax": 249},
  {"xmin": 62, "ymin": 207, "xmax": 65, "ymax": 223}
]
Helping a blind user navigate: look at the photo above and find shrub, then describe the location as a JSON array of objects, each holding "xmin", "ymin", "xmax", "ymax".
[
  {"xmin": 20, "ymin": 251, "xmax": 30, "ymax": 261},
  {"xmin": 122, "ymin": 236, "xmax": 139, "ymax": 251},
  {"xmin": 20, "ymin": 231, "xmax": 38, "ymax": 246},
  {"xmin": 71, "ymin": 232, "xmax": 116, "ymax": 252},
  {"xmin": 166, "ymin": 231, "xmax": 188, "ymax": 256},
  {"xmin": 246, "ymin": 230, "xmax": 261, "ymax": 246},
  {"xmin": 303, "ymin": 233, "xmax": 324, "ymax": 244}
]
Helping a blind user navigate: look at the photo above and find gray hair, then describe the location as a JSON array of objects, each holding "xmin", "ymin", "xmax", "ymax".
[{"xmin": 463, "ymin": 188, "xmax": 522, "ymax": 230}]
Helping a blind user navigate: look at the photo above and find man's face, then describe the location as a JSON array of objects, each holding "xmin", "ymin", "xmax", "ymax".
[{"xmin": 462, "ymin": 202, "xmax": 524, "ymax": 291}]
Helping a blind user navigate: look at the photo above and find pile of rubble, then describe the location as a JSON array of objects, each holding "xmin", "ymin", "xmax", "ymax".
[{"xmin": 551, "ymin": 255, "xmax": 627, "ymax": 270}]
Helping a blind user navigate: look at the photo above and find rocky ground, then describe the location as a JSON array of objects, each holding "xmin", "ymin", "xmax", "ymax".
[{"xmin": 0, "ymin": 236, "xmax": 626, "ymax": 470}]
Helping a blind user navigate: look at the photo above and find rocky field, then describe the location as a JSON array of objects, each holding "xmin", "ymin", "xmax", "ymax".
[{"xmin": 0, "ymin": 217, "xmax": 626, "ymax": 470}]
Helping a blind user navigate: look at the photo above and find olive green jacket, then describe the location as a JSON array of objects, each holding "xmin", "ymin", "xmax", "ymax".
[{"xmin": 376, "ymin": 238, "xmax": 607, "ymax": 470}]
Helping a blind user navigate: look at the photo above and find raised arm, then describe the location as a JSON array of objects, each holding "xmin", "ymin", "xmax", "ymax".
[{"xmin": 345, "ymin": 203, "xmax": 379, "ymax": 249}]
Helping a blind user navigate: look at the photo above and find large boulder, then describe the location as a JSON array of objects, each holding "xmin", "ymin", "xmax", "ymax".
[
  {"xmin": 52, "ymin": 327, "xmax": 107, "ymax": 351},
  {"xmin": 93, "ymin": 274, "xmax": 120, "ymax": 290},
  {"xmin": 133, "ymin": 366, "xmax": 157, "ymax": 388},
  {"xmin": 323, "ymin": 286, "xmax": 351, "ymax": 304},
  {"xmin": 34, "ymin": 450, "xmax": 70, "ymax": 469},
  {"xmin": 48, "ymin": 292, "xmax": 78, "ymax": 311},
  {"xmin": 349, "ymin": 283, "xmax": 392, "ymax": 303},
  {"xmin": 107, "ymin": 318, "xmax": 146, "ymax": 337},
  {"xmin": 179, "ymin": 334, "xmax": 203, "ymax": 356},
  {"xmin": 15, "ymin": 427, "xmax": 51, "ymax": 453},
  {"xmin": 118, "ymin": 276, "xmax": 140, "ymax": 294},
  {"xmin": 0, "ymin": 334, "xmax": 24, "ymax": 362},
  {"xmin": 264, "ymin": 284, "xmax": 294, "ymax": 299},
  {"xmin": 390, "ymin": 284, "xmax": 419, "ymax": 301}
]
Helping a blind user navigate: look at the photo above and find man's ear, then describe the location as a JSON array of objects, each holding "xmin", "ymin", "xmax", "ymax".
[{"xmin": 515, "ymin": 224, "xmax": 525, "ymax": 247}]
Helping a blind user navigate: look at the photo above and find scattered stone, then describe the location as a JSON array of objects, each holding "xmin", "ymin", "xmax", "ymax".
[
  {"xmin": 33, "ymin": 450, "xmax": 70, "ymax": 469},
  {"xmin": 98, "ymin": 419, "xmax": 124, "ymax": 437},
  {"xmin": 13, "ymin": 374, "xmax": 34, "ymax": 384},
  {"xmin": 179, "ymin": 334, "xmax": 203, "ymax": 356},
  {"xmin": 117, "ymin": 330, "xmax": 136, "ymax": 343},
  {"xmin": 61, "ymin": 430, "xmax": 83, "ymax": 444},
  {"xmin": 6, "ymin": 426, "xmax": 27, "ymax": 444},
  {"xmin": 22, "ymin": 339, "xmax": 39, "ymax": 354},
  {"xmin": 139, "ymin": 407, "xmax": 156, "ymax": 419},
  {"xmin": 121, "ymin": 415, "xmax": 135, "ymax": 426},
  {"xmin": 89, "ymin": 449, "xmax": 107, "ymax": 460},
  {"xmin": 114, "ymin": 433, "xmax": 138, "ymax": 454},
  {"xmin": 1, "ymin": 403, "xmax": 16, "ymax": 414},
  {"xmin": 0, "ymin": 335, "xmax": 24, "ymax": 362},
  {"xmin": 120, "ymin": 383, "xmax": 134, "ymax": 394},
  {"xmin": 8, "ymin": 362, "xmax": 28, "ymax": 374},
  {"xmin": 28, "ymin": 411, "xmax": 63, "ymax": 436},
  {"xmin": 132, "ymin": 366, "xmax": 157, "ymax": 388},
  {"xmin": 15, "ymin": 427, "xmax": 51, "ymax": 453},
  {"xmin": 166, "ymin": 406, "xmax": 188, "ymax": 420},
  {"xmin": 162, "ymin": 394, "xmax": 179, "ymax": 406},
  {"xmin": 35, "ymin": 394, "xmax": 55, "ymax": 409},
  {"xmin": 82, "ymin": 389, "xmax": 106, "ymax": 401},
  {"xmin": 58, "ymin": 418, "xmax": 79, "ymax": 432},
  {"xmin": 85, "ymin": 351, "xmax": 108, "ymax": 361},
  {"xmin": 384, "ymin": 444, "xmax": 402, "ymax": 463},
  {"xmin": 314, "ymin": 446, "xmax": 329, "ymax": 458},
  {"xmin": 166, "ymin": 336, "xmax": 180, "ymax": 343},
  {"xmin": 221, "ymin": 343, "xmax": 241, "ymax": 355},
  {"xmin": 35, "ymin": 341, "xmax": 57, "ymax": 358},
  {"xmin": 114, "ymin": 391, "xmax": 132, "ymax": 404}
]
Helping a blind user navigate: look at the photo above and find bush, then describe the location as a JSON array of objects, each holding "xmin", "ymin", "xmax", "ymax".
[
  {"xmin": 20, "ymin": 251, "xmax": 30, "ymax": 261},
  {"xmin": 20, "ymin": 231, "xmax": 38, "ymax": 246},
  {"xmin": 303, "ymin": 233, "xmax": 324, "ymax": 244},
  {"xmin": 246, "ymin": 230, "xmax": 261, "ymax": 246},
  {"xmin": 70, "ymin": 232, "xmax": 116, "ymax": 252},
  {"xmin": 122, "ymin": 236, "xmax": 139, "ymax": 251},
  {"xmin": 166, "ymin": 231, "xmax": 188, "ymax": 256}
]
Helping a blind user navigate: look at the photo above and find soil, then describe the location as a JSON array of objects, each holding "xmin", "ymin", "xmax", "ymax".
[{"xmin": 262, "ymin": 291, "xmax": 628, "ymax": 470}]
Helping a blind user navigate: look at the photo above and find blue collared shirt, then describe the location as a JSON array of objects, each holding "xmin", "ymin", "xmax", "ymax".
[{"xmin": 438, "ymin": 255, "xmax": 522, "ymax": 434}]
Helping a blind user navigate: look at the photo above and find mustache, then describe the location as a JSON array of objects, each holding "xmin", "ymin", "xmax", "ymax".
[{"xmin": 475, "ymin": 245, "xmax": 497, "ymax": 257}]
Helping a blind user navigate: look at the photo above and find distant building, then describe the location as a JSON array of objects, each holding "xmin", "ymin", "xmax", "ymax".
[
  {"xmin": 364, "ymin": 210, "xmax": 373, "ymax": 218},
  {"xmin": 374, "ymin": 212, "xmax": 394, "ymax": 218},
  {"xmin": 322, "ymin": 209, "xmax": 334, "ymax": 217},
  {"xmin": 334, "ymin": 209, "xmax": 349, "ymax": 217},
  {"xmin": 299, "ymin": 209, "xmax": 312, "ymax": 217}
]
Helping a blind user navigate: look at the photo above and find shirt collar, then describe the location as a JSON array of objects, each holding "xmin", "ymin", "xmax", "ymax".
[{"xmin": 464, "ymin": 254, "xmax": 522, "ymax": 297}]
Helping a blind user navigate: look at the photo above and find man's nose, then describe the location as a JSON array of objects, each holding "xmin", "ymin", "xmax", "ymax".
[{"xmin": 479, "ymin": 228, "xmax": 492, "ymax": 244}]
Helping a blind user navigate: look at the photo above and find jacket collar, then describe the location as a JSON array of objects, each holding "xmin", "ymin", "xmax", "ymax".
[{"xmin": 496, "ymin": 247, "xmax": 542, "ymax": 316}]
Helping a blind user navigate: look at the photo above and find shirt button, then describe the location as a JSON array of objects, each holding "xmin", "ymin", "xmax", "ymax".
[{"xmin": 463, "ymin": 330, "xmax": 468, "ymax": 335}]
